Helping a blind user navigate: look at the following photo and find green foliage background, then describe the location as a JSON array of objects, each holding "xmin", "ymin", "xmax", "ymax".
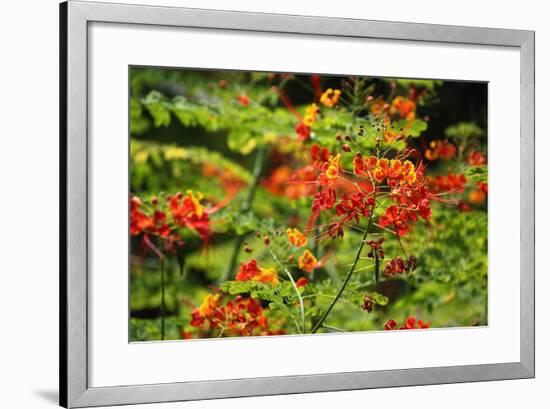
[{"xmin": 129, "ymin": 67, "xmax": 488, "ymax": 341}]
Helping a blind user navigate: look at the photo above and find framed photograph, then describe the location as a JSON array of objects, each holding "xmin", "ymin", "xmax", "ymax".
[{"xmin": 60, "ymin": 1, "xmax": 534, "ymax": 407}]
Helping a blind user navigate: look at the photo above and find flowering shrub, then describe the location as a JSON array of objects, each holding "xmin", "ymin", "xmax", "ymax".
[{"xmin": 129, "ymin": 68, "xmax": 488, "ymax": 341}]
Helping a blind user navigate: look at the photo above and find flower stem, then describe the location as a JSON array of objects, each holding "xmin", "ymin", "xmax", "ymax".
[
  {"xmin": 142, "ymin": 234, "xmax": 167, "ymax": 340},
  {"xmin": 312, "ymin": 225, "xmax": 371, "ymax": 334},
  {"xmin": 269, "ymin": 248, "xmax": 305, "ymax": 334},
  {"xmin": 322, "ymin": 324, "xmax": 346, "ymax": 333},
  {"xmin": 375, "ymin": 251, "xmax": 380, "ymax": 284},
  {"xmin": 219, "ymin": 146, "xmax": 267, "ymax": 283},
  {"xmin": 160, "ymin": 257, "xmax": 166, "ymax": 340}
]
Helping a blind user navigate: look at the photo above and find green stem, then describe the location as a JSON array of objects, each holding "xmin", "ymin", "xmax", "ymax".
[
  {"xmin": 269, "ymin": 248, "xmax": 305, "ymax": 334},
  {"xmin": 142, "ymin": 235, "xmax": 166, "ymax": 341},
  {"xmin": 375, "ymin": 251, "xmax": 380, "ymax": 284},
  {"xmin": 160, "ymin": 257, "xmax": 166, "ymax": 341},
  {"xmin": 322, "ymin": 324, "xmax": 346, "ymax": 333},
  {"xmin": 312, "ymin": 226, "xmax": 370, "ymax": 334},
  {"xmin": 219, "ymin": 146, "xmax": 267, "ymax": 283}
]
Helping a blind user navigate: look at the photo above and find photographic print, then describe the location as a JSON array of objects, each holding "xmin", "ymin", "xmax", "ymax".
[{"xmin": 129, "ymin": 67, "xmax": 488, "ymax": 341}]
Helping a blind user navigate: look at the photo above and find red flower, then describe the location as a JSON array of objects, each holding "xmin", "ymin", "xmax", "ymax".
[
  {"xmin": 296, "ymin": 277, "xmax": 309, "ymax": 288},
  {"xmin": 426, "ymin": 173, "xmax": 467, "ymax": 194},
  {"xmin": 379, "ymin": 206, "xmax": 409, "ymax": 237},
  {"xmin": 130, "ymin": 195, "xmax": 172, "ymax": 238},
  {"xmin": 467, "ymin": 150, "xmax": 486, "ymax": 166},
  {"xmin": 384, "ymin": 319, "xmax": 397, "ymax": 330},
  {"xmin": 168, "ymin": 190, "xmax": 211, "ymax": 245},
  {"xmin": 384, "ymin": 316, "xmax": 430, "ymax": 330},
  {"xmin": 425, "ymin": 140, "xmax": 456, "ymax": 161},
  {"xmin": 191, "ymin": 294, "xmax": 282, "ymax": 337},
  {"xmin": 335, "ymin": 191, "xmax": 375, "ymax": 226},
  {"xmin": 295, "ymin": 122, "xmax": 311, "ymax": 141},
  {"xmin": 311, "ymin": 143, "xmax": 330, "ymax": 164},
  {"xmin": 236, "ymin": 94, "xmax": 250, "ymax": 106},
  {"xmin": 362, "ymin": 294, "xmax": 374, "ymax": 313},
  {"xmin": 366, "ymin": 237, "xmax": 385, "ymax": 259},
  {"xmin": 312, "ymin": 187, "xmax": 337, "ymax": 214},
  {"xmin": 235, "ymin": 259, "xmax": 279, "ymax": 284},
  {"xmin": 384, "ymin": 255, "xmax": 417, "ymax": 276}
]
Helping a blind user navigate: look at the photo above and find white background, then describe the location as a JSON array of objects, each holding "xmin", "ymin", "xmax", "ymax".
[
  {"xmin": 89, "ymin": 22, "xmax": 520, "ymax": 386},
  {"xmin": 0, "ymin": 0, "xmax": 547, "ymax": 408}
]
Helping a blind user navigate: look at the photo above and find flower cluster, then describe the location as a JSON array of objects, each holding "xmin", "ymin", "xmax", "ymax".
[
  {"xmin": 366, "ymin": 237, "xmax": 385, "ymax": 259},
  {"xmin": 235, "ymin": 259, "xmax": 279, "ymax": 285},
  {"xmin": 335, "ymin": 192, "xmax": 375, "ymax": 226},
  {"xmin": 384, "ymin": 316, "xmax": 430, "ymax": 330},
  {"xmin": 467, "ymin": 150, "xmax": 486, "ymax": 166},
  {"xmin": 383, "ymin": 255, "xmax": 418, "ymax": 276},
  {"xmin": 390, "ymin": 96, "xmax": 416, "ymax": 120},
  {"xmin": 311, "ymin": 153, "xmax": 341, "ymax": 218},
  {"xmin": 298, "ymin": 250, "xmax": 318, "ymax": 273},
  {"xmin": 369, "ymin": 95, "xmax": 417, "ymax": 121},
  {"xmin": 426, "ymin": 173, "xmax": 467, "ymax": 194},
  {"xmin": 286, "ymin": 227, "xmax": 308, "ymax": 247},
  {"xmin": 168, "ymin": 190, "xmax": 211, "ymax": 245},
  {"xmin": 320, "ymin": 88, "xmax": 341, "ymax": 108},
  {"xmin": 353, "ymin": 155, "xmax": 417, "ymax": 186},
  {"xmin": 424, "ymin": 140, "xmax": 456, "ymax": 161},
  {"xmin": 201, "ymin": 164, "xmax": 245, "ymax": 195},
  {"xmin": 262, "ymin": 165, "xmax": 317, "ymax": 200},
  {"xmin": 378, "ymin": 168, "xmax": 432, "ymax": 238},
  {"xmin": 295, "ymin": 103, "xmax": 319, "ymax": 141},
  {"xmin": 130, "ymin": 196, "xmax": 171, "ymax": 237},
  {"xmin": 191, "ymin": 293, "xmax": 281, "ymax": 337}
]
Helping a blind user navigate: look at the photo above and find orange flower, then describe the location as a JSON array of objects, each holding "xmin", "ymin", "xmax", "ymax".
[
  {"xmin": 303, "ymin": 103, "xmax": 319, "ymax": 127},
  {"xmin": 324, "ymin": 153, "xmax": 340, "ymax": 180},
  {"xmin": 191, "ymin": 294, "xmax": 280, "ymax": 337},
  {"xmin": 469, "ymin": 182, "xmax": 488, "ymax": 204},
  {"xmin": 390, "ymin": 96, "xmax": 416, "ymax": 120},
  {"xmin": 236, "ymin": 93, "xmax": 250, "ymax": 106},
  {"xmin": 130, "ymin": 195, "xmax": 171, "ymax": 238},
  {"xmin": 286, "ymin": 227, "xmax": 308, "ymax": 247},
  {"xmin": 370, "ymin": 158, "xmax": 416, "ymax": 186},
  {"xmin": 298, "ymin": 250, "xmax": 318, "ymax": 273},
  {"xmin": 262, "ymin": 166, "xmax": 317, "ymax": 200},
  {"xmin": 168, "ymin": 190, "xmax": 210, "ymax": 245},
  {"xmin": 370, "ymin": 96, "xmax": 389, "ymax": 117},
  {"xmin": 424, "ymin": 140, "xmax": 456, "ymax": 161},
  {"xmin": 236, "ymin": 259, "xmax": 279, "ymax": 284},
  {"xmin": 170, "ymin": 190, "xmax": 205, "ymax": 220},
  {"xmin": 320, "ymin": 88, "xmax": 341, "ymax": 108},
  {"xmin": 199, "ymin": 293, "xmax": 221, "ymax": 316}
]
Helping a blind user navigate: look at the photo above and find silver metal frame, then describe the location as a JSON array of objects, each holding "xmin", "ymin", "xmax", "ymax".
[{"xmin": 60, "ymin": 1, "xmax": 535, "ymax": 407}]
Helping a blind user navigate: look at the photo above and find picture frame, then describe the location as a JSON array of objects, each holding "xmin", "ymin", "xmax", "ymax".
[{"xmin": 60, "ymin": 1, "xmax": 535, "ymax": 407}]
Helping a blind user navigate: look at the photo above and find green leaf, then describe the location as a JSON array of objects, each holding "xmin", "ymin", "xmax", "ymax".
[
  {"xmin": 368, "ymin": 292, "xmax": 389, "ymax": 306},
  {"xmin": 445, "ymin": 122, "xmax": 483, "ymax": 140},
  {"xmin": 465, "ymin": 166, "xmax": 488, "ymax": 183},
  {"xmin": 142, "ymin": 91, "xmax": 171, "ymax": 127},
  {"xmin": 404, "ymin": 119, "xmax": 428, "ymax": 137}
]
